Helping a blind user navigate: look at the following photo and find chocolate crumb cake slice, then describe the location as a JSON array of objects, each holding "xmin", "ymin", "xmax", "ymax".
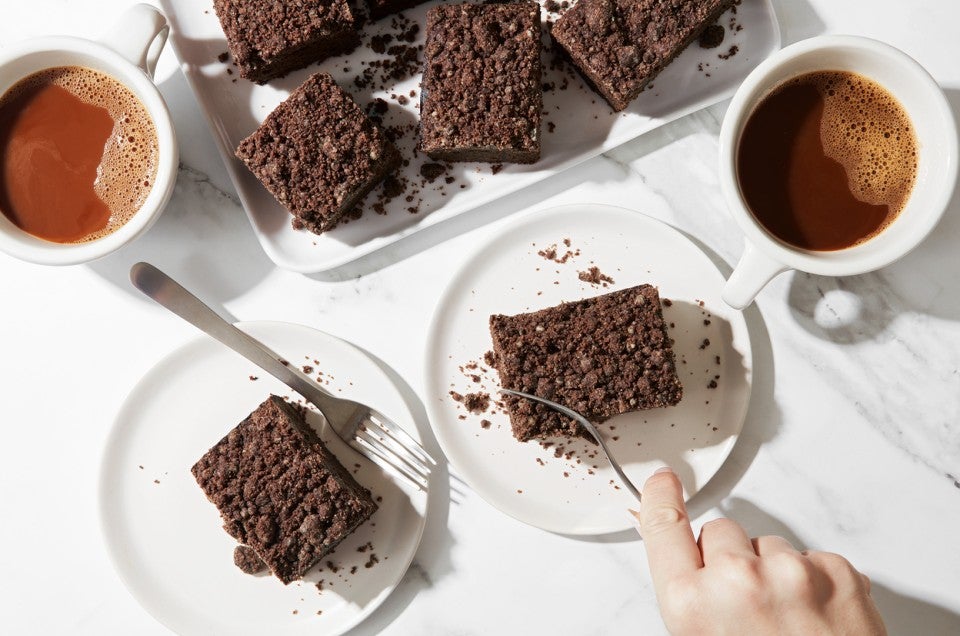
[
  {"xmin": 489, "ymin": 285, "xmax": 682, "ymax": 442},
  {"xmin": 552, "ymin": 0, "xmax": 735, "ymax": 111},
  {"xmin": 236, "ymin": 72, "xmax": 401, "ymax": 234},
  {"xmin": 419, "ymin": 2, "xmax": 542, "ymax": 163},
  {"xmin": 192, "ymin": 395, "xmax": 378, "ymax": 584},
  {"xmin": 213, "ymin": 0, "xmax": 360, "ymax": 84}
]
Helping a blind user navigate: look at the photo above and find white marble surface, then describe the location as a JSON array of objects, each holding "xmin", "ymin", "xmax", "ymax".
[{"xmin": 2, "ymin": 1, "xmax": 960, "ymax": 634}]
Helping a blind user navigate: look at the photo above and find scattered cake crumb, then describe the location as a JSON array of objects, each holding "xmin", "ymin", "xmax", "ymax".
[
  {"xmin": 577, "ymin": 266, "xmax": 614, "ymax": 286},
  {"xmin": 234, "ymin": 545, "xmax": 268, "ymax": 575},
  {"xmin": 698, "ymin": 24, "xmax": 725, "ymax": 48},
  {"xmin": 463, "ymin": 392, "xmax": 490, "ymax": 414}
]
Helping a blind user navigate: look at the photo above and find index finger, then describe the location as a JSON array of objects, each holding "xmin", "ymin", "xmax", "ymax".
[{"xmin": 636, "ymin": 468, "xmax": 703, "ymax": 590}]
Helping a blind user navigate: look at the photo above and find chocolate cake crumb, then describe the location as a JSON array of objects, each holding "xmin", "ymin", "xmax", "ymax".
[
  {"xmin": 463, "ymin": 392, "xmax": 490, "ymax": 414},
  {"xmin": 449, "ymin": 391, "xmax": 464, "ymax": 402},
  {"xmin": 302, "ymin": 365, "xmax": 314, "ymax": 375},
  {"xmin": 419, "ymin": 162, "xmax": 446, "ymax": 183},
  {"xmin": 698, "ymin": 23, "xmax": 725, "ymax": 48},
  {"xmin": 537, "ymin": 242, "xmax": 579, "ymax": 263},
  {"xmin": 484, "ymin": 350, "xmax": 496, "ymax": 367},
  {"xmin": 364, "ymin": 554, "xmax": 380, "ymax": 568},
  {"xmin": 662, "ymin": 298, "xmax": 673, "ymax": 307},
  {"xmin": 718, "ymin": 44, "xmax": 739, "ymax": 60},
  {"xmin": 708, "ymin": 379, "xmax": 718, "ymax": 389},
  {"xmin": 577, "ymin": 266, "xmax": 614, "ymax": 286},
  {"xmin": 217, "ymin": 51, "xmax": 230, "ymax": 63},
  {"xmin": 699, "ymin": 338, "xmax": 711, "ymax": 350},
  {"xmin": 481, "ymin": 419, "xmax": 492, "ymax": 429},
  {"xmin": 234, "ymin": 545, "xmax": 268, "ymax": 575}
]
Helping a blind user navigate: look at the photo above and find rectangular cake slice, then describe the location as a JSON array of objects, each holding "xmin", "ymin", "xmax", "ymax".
[
  {"xmin": 489, "ymin": 285, "xmax": 683, "ymax": 442},
  {"xmin": 213, "ymin": 0, "xmax": 360, "ymax": 84},
  {"xmin": 419, "ymin": 2, "xmax": 542, "ymax": 163},
  {"xmin": 192, "ymin": 395, "xmax": 378, "ymax": 584},
  {"xmin": 236, "ymin": 72, "xmax": 401, "ymax": 234},
  {"xmin": 551, "ymin": 0, "xmax": 735, "ymax": 111}
]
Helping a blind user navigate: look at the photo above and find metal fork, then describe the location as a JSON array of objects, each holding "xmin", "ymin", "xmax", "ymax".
[
  {"xmin": 130, "ymin": 262, "xmax": 435, "ymax": 490},
  {"xmin": 499, "ymin": 389, "xmax": 642, "ymax": 502}
]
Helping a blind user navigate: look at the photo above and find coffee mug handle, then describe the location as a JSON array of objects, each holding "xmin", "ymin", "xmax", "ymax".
[
  {"xmin": 99, "ymin": 3, "xmax": 169, "ymax": 79},
  {"xmin": 722, "ymin": 241, "xmax": 789, "ymax": 310}
]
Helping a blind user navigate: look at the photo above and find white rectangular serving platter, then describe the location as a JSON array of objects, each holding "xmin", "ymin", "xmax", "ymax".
[{"xmin": 160, "ymin": 0, "xmax": 780, "ymax": 273}]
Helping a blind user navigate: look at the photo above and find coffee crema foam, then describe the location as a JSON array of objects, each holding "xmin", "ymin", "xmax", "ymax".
[
  {"xmin": 790, "ymin": 71, "xmax": 917, "ymax": 216},
  {"xmin": 0, "ymin": 67, "xmax": 159, "ymax": 242}
]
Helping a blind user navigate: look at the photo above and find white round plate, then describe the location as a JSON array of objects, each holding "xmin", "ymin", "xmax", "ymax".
[
  {"xmin": 424, "ymin": 204, "xmax": 753, "ymax": 535},
  {"xmin": 100, "ymin": 321, "xmax": 428, "ymax": 636}
]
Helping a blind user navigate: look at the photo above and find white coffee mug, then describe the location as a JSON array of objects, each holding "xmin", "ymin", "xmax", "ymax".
[
  {"xmin": 720, "ymin": 35, "xmax": 957, "ymax": 310},
  {"xmin": 0, "ymin": 3, "xmax": 178, "ymax": 265}
]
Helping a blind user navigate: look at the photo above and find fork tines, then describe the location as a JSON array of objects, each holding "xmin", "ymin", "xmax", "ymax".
[{"xmin": 354, "ymin": 414, "xmax": 434, "ymax": 490}]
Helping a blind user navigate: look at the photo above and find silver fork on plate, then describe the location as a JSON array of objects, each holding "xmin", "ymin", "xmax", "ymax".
[
  {"xmin": 130, "ymin": 262, "xmax": 435, "ymax": 490},
  {"xmin": 499, "ymin": 388, "xmax": 642, "ymax": 502}
]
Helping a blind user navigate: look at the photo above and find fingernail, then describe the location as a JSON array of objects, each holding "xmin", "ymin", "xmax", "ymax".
[{"xmin": 654, "ymin": 466, "xmax": 674, "ymax": 475}]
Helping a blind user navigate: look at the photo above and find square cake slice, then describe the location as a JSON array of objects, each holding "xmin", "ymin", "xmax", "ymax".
[
  {"xmin": 236, "ymin": 72, "xmax": 401, "ymax": 234},
  {"xmin": 489, "ymin": 285, "xmax": 683, "ymax": 442},
  {"xmin": 213, "ymin": 0, "xmax": 360, "ymax": 84},
  {"xmin": 419, "ymin": 2, "xmax": 542, "ymax": 163},
  {"xmin": 192, "ymin": 395, "xmax": 378, "ymax": 584},
  {"xmin": 551, "ymin": 0, "xmax": 735, "ymax": 111}
]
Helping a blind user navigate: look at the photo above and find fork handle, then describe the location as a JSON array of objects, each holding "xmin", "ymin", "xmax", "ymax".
[{"xmin": 130, "ymin": 262, "xmax": 330, "ymax": 406}]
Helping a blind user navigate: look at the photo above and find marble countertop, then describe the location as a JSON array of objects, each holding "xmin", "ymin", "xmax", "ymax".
[{"xmin": 2, "ymin": 1, "xmax": 959, "ymax": 634}]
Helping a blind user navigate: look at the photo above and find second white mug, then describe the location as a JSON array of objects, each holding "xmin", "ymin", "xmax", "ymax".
[{"xmin": 719, "ymin": 35, "xmax": 957, "ymax": 310}]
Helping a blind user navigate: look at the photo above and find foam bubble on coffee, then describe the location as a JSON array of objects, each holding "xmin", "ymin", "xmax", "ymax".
[
  {"xmin": 6, "ymin": 67, "xmax": 159, "ymax": 242},
  {"xmin": 813, "ymin": 71, "xmax": 917, "ymax": 213}
]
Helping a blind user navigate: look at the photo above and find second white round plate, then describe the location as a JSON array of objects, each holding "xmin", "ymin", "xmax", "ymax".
[
  {"xmin": 100, "ymin": 321, "xmax": 428, "ymax": 636},
  {"xmin": 423, "ymin": 204, "xmax": 753, "ymax": 535}
]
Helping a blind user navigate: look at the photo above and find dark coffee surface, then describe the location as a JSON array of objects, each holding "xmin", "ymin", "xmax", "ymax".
[
  {"xmin": 737, "ymin": 70, "xmax": 917, "ymax": 251},
  {"xmin": 0, "ymin": 66, "xmax": 158, "ymax": 243}
]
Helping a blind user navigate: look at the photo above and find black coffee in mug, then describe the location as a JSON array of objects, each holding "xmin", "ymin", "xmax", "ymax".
[{"xmin": 737, "ymin": 70, "xmax": 917, "ymax": 251}]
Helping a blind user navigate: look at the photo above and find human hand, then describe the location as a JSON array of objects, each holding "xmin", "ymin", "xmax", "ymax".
[{"xmin": 633, "ymin": 467, "xmax": 886, "ymax": 635}]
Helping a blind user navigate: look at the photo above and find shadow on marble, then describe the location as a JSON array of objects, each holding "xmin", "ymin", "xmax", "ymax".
[
  {"xmin": 342, "ymin": 343, "xmax": 457, "ymax": 636},
  {"xmin": 721, "ymin": 497, "xmax": 960, "ymax": 635},
  {"xmin": 870, "ymin": 583, "xmax": 960, "ymax": 636},
  {"xmin": 785, "ymin": 87, "xmax": 960, "ymax": 344},
  {"xmin": 448, "ymin": 472, "xmax": 470, "ymax": 506},
  {"xmin": 87, "ymin": 165, "xmax": 274, "ymax": 310}
]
